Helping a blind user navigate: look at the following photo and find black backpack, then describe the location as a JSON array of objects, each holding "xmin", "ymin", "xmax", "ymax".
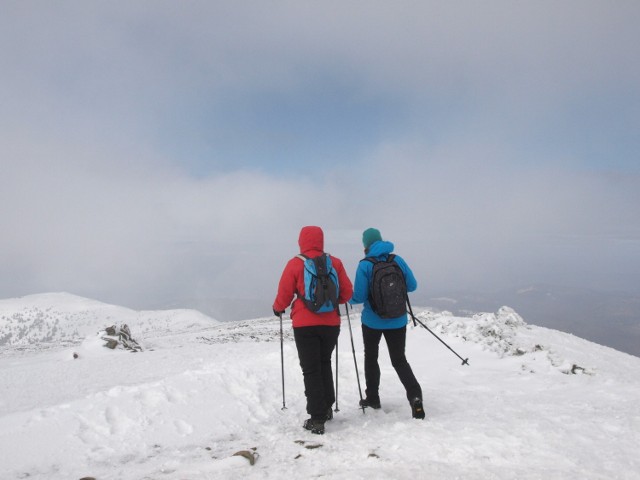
[
  {"xmin": 296, "ymin": 254, "xmax": 340, "ymax": 313},
  {"xmin": 363, "ymin": 254, "xmax": 407, "ymax": 318}
]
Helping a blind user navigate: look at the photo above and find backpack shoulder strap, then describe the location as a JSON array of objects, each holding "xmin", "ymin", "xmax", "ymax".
[
  {"xmin": 297, "ymin": 253, "xmax": 331, "ymax": 263},
  {"xmin": 362, "ymin": 254, "xmax": 397, "ymax": 264}
]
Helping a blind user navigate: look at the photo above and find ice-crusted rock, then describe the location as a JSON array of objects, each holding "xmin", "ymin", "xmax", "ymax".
[
  {"xmin": 100, "ymin": 324, "xmax": 143, "ymax": 352},
  {"xmin": 412, "ymin": 306, "xmax": 592, "ymax": 375},
  {"xmin": 413, "ymin": 306, "xmax": 527, "ymax": 357}
]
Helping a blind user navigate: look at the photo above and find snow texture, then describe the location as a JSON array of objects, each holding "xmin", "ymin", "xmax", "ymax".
[{"xmin": 1, "ymin": 293, "xmax": 639, "ymax": 479}]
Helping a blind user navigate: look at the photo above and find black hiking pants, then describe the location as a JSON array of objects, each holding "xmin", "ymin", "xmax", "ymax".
[
  {"xmin": 362, "ymin": 323, "xmax": 422, "ymax": 402},
  {"xmin": 293, "ymin": 325, "xmax": 340, "ymax": 420}
]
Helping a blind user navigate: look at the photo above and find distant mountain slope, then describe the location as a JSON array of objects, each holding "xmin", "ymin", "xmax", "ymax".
[
  {"xmin": 0, "ymin": 292, "xmax": 220, "ymax": 349},
  {"xmin": 421, "ymin": 284, "xmax": 640, "ymax": 358}
]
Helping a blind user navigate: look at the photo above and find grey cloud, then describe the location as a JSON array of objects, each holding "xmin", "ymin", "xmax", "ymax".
[
  {"xmin": 1, "ymin": 133, "xmax": 639, "ymax": 314},
  {"xmin": 336, "ymin": 142, "xmax": 640, "ymax": 293}
]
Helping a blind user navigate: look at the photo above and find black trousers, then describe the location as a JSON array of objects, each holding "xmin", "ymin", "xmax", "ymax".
[
  {"xmin": 362, "ymin": 323, "xmax": 422, "ymax": 402},
  {"xmin": 293, "ymin": 325, "xmax": 340, "ymax": 420}
]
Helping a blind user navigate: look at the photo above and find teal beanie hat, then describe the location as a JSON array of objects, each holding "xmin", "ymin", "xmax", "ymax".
[{"xmin": 362, "ymin": 228, "xmax": 382, "ymax": 249}]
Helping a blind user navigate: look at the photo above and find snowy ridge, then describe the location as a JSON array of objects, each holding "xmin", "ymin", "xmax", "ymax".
[
  {"xmin": 413, "ymin": 306, "xmax": 599, "ymax": 375},
  {"xmin": 196, "ymin": 317, "xmax": 294, "ymax": 345},
  {"xmin": 414, "ymin": 306, "xmax": 527, "ymax": 357},
  {"xmin": 0, "ymin": 293, "xmax": 220, "ymax": 351},
  {"xmin": 1, "ymin": 296, "xmax": 639, "ymax": 479}
]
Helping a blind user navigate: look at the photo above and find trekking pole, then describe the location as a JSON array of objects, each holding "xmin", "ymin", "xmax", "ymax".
[
  {"xmin": 334, "ymin": 337, "xmax": 340, "ymax": 412},
  {"xmin": 407, "ymin": 297, "xmax": 470, "ymax": 366},
  {"xmin": 278, "ymin": 313, "xmax": 287, "ymax": 409},
  {"xmin": 344, "ymin": 303, "xmax": 366, "ymax": 413}
]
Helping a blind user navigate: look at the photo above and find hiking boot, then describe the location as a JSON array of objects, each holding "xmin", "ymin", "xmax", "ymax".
[
  {"xmin": 303, "ymin": 418, "xmax": 325, "ymax": 435},
  {"xmin": 359, "ymin": 397, "xmax": 381, "ymax": 409},
  {"xmin": 410, "ymin": 397, "xmax": 425, "ymax": 419},
  {"xmin": 325, "ymin": 408, "xmax": 334, "ymax": 421}
]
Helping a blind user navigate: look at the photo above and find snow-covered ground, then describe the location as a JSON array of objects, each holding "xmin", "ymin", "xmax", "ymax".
[{"xmin": 1, "ymin": 294, "xmax": 639, "ymax": 479}]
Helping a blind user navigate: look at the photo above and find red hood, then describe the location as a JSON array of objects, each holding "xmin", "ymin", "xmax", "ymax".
[{"xmin": 298, "ymin": 226, "xmax": 324, "ymax": 256}]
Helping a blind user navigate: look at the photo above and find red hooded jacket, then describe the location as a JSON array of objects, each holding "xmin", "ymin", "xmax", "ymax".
[{"xmin": 273, "ymin": 226, "xmax": 353, "ymax": 328}]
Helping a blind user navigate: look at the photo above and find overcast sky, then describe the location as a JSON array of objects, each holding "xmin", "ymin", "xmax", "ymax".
[{"xmin": 1, "ymin": 1, "xmax": 639, "ymax": 315}]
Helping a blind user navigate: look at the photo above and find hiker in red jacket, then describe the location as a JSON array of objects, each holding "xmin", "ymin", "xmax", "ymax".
[{"xmin": 273, "ymin": 226, "xmax": 353, "ymax": 434}]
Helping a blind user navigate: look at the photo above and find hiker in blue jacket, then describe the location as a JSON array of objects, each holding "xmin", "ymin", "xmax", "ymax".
[{"xmin": 350, "ymin": 227, "xmax": 425, "ymax": 419}]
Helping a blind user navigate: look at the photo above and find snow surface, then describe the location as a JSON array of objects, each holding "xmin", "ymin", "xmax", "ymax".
[{"xmin": 1, "ymin": 294, "xmax": 639, "ymax": 479}]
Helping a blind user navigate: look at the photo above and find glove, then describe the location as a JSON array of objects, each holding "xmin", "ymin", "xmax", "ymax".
[{"xmin": 273, "ymin": 308, "xmax": 285, "ymax": 317}]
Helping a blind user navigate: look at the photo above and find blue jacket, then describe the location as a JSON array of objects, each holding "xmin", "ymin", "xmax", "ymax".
[{"xmin": 350, "ymin": 240, "xmax": 417, "ymax": 329}]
